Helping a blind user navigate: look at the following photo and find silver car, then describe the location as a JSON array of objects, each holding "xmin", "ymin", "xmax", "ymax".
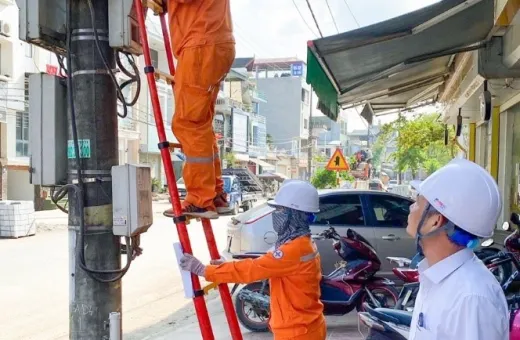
[{"xmin": 224, "ymin": 189, "xmax": 416, "ymax": 278}]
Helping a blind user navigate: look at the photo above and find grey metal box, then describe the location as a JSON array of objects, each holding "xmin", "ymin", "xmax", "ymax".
[
  {"xmin": 29, "ymin": 74, "xmax": 68, "ymax": 186},
  {"xmin": 108, "ymin": 0, "xmax": 143, "ymax": 55},
  {"xmin": 112, "ymin": 164, "xmax": 153, "ymax": 236},
  {"xmin": 16, "ymin": 0, "xmax": 67, "ymax": 54}
]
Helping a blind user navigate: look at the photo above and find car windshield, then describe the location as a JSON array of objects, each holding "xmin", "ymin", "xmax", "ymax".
[{"xmin": 223, "ymin": 177, "xmax": 232, "ymax": 193}]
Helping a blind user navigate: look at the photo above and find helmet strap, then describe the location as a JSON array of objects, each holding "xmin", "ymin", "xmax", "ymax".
[{"xmin": 416, "ymin": 204, "xmax": 478, "ymax": 253}]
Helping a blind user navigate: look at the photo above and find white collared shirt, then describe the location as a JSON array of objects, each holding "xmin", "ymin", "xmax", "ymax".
[{"xmin": 408, "ymin": 248, "xmax": 509, "ymax": 340}]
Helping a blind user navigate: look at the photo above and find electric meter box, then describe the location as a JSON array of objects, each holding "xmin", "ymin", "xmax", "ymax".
[
  {"xmin": 112, "ymin": 164, "xmax": 153, "ymax": 237},
  {"xmin": 16, "ymin": 0, "xmax": 67, "ymax": 54},
  {"xmin": 29, "ymin": 74, "xmax": 68, "ymax": 186},
  {"xmin": 108, "ymin": 0, "xmax": 144, "ymax": 55}
]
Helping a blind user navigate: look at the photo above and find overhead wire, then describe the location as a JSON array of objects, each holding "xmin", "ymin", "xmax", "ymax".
[
  {"xmin": 342, "ymin": 0, "xmax": 361, "ymax": 28},
  {"xmin": 324, "ymin": 0, "xmax": 340, "ymax": 34},
  {"xmin": 304, "ymin": 0, "xmax": 324, "ymax": 38},
  {"xmin": 291, "ymin": 0, "xmax": 319, "ymax": 38}
]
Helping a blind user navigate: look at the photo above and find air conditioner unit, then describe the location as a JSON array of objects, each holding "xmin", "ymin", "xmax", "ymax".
[{"xmin": 0, "ymin": 20, "xmax": 10, "ymax": 37}]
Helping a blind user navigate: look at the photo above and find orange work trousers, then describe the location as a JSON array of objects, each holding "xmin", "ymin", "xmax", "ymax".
[
  {"xmin": 172, "ymin": 43, "xmax": 235, "ymax": 209},
  {"xmin": 274, "ymin": 321, "xmax": 327, "ymax": 340}
]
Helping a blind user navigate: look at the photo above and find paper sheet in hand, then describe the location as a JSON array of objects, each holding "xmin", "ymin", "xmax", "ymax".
[{"xmin": 173, "ymin": 242, "xmax": 194, "ymax": 299}]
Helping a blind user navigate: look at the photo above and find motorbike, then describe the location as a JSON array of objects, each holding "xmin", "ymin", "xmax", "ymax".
[
  {"xmin": 359, "ymin": 212, "xmax": 520, "ymax": 339},
  {"xmin": 230, "ymin": 226, "xmax": 399, "ymax": 332}
]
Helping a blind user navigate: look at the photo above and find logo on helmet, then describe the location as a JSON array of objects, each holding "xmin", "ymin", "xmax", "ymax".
[{"xmin": 433, "ymin": 198, "xmax": 446, "ymax": 210}]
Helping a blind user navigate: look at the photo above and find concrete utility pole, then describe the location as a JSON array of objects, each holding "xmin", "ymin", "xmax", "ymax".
[
  {"xmin": 307, "ymin": 87, "xmax": 313, "ymax": 181},
  {"xmin": 68, "ymin": 1, "xmax": 121, "ymax": 338}
]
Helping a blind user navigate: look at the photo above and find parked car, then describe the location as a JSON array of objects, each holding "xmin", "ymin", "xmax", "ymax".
[
  {"xmin": 222, "ymin": 189, "xmax": 416, "ymax": 277},
  {"xmin": 387, "ymin": 180, "xmax": 398, "ymax": 189}
]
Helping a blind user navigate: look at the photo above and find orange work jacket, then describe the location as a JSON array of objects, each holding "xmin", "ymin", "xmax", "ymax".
[
  {"xmin": 167, "ymin": 0, "xmax": 235, "ymax": 57},
  {"xmin": 205, "ymin": 236, "xmax": 325, "ymax": 338}
]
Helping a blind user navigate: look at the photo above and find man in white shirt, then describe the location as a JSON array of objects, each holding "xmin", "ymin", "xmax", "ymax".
[{"xmin": 407, "ymin": 158, "xmax": 509, "ymax": 340}]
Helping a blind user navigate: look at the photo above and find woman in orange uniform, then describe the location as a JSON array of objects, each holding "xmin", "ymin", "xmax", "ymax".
[{"xmin": 180, "ymin": 180, "xmax": 327, "ymax": 340}]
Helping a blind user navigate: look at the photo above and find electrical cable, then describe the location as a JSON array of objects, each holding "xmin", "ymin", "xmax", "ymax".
[
  {"xmin": 291, "ymin": 0, "xmax": 319, "ymax": 38},
  {"xmin": 65, "ymin": 0, "xmax": 133, "ymax": 283},
  {"xmin": 342, "ymin": 0, "xmax": 360, "ymax": 28},
  {"xmin": 305, "ymin": 0, "xmax": 324, "ymax": 38},
  {"xmin": 86, "ymin": 0, "xmax": 138, "ymax": 118},
  {"xmin": 115, "ymin": 51, "xmax": 141, "ymax": 106},
  {"xmin": 324, "ymin": 0, "xmax": 339, "ymax": 34}
]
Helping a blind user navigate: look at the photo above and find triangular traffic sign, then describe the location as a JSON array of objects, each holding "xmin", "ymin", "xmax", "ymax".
[{"xmin": 325, "ymin": 148, "xmax": 350, "ymax": 171}]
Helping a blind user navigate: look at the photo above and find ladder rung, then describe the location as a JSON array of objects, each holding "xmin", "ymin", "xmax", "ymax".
[
  {"xmin": 154, "ymin": 70, "xmax": 174, "ymax": 85},
  {"xmin": 168, "ymin": 143, "xmax": 182, "ymax": 151},
  {"xmin": 142, "ymin": 0, "xmax": 165, "ymax": 15},
  {"xmin": 203, "ymin": 282, "xmax": 218, "ymax": 295}
]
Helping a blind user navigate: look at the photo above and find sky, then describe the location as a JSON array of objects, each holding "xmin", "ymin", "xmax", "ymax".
[{"xmin": 229, "ymin": 0, "xmax": 441, "ymax": 131}]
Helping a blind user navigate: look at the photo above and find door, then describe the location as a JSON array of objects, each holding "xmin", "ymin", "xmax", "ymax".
[
  {"xmin": 366, "ymin": 194, "xmax": 416, "ymax": 277},
  {"xmin": 310, "ymin": 193, "xmax": 375, "ymax": 275}
]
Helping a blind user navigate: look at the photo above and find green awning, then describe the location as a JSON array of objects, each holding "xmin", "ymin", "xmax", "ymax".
[
  {"xmin": 306, "ymin": 46, "xmax": 339, "ymax": 121},
  {"xmin": 306, "ymin": 0, "xmax": 494, "ymax": 121}
]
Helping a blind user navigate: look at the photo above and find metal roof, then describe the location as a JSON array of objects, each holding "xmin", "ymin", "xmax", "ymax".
[{"xmin": 306, "ymin": 0, "xmax": 494, "ymax": 119}]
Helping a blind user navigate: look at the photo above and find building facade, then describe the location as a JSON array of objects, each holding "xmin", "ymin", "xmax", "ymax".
[{"xmin": 251, "ymin": 57, "xmax": 312, "ymax": 179}]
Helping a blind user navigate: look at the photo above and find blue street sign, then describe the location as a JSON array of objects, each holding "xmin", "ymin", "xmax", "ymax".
[{"xmin": 291, "ymin": 62, "xmax": 304, "ymax": 76}]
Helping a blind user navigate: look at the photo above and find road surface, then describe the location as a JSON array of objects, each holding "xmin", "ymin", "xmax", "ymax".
[{"xmin": 0, "ymin": 202, "xmax": 366, "ymax": 339}]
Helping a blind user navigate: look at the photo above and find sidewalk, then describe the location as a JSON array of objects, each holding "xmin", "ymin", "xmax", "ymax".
[{"xmin": 127, "ymin": 292, "xmax": 369, "ymax": 340}]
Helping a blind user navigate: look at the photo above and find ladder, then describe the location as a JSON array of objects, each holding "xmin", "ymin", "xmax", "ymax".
[{"xmin": 133, "ymin": 2, "xmax": 243, "ymax": 339}]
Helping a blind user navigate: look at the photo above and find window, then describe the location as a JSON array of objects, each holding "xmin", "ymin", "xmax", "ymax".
[
  {"xmin": 301, "ymin": 88, "xmax": 309, "ymax": 104},
  {"xmin": 314, "ymin": 194, "xmax": 365, "ymax": 226},
  {"xmin": 25, "ymin": 43, "xmax": 33, "ymax": 58},
  {"xmin": 16, "ymin": 111, "xmax": 29, "ymax": 157},
  {"xmin": 304, "ymin": 118, "xmax": 308, "ymax": 129},
  {"xmin": 150, "ymin": 49, "xmax": 159, "ymax": 68},
  {"xmin": 369, "ymin": 195, "xmax": 411, "ymax": 228}
]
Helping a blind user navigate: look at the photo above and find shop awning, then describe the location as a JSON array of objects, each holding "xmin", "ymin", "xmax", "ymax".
[
  {"xmin": 306, "ymin": 0, "xmax": 494, "ymax": 121},
  {"xmin": 249, "ymin": 158, "xmax": 275, "ymax": 170}
]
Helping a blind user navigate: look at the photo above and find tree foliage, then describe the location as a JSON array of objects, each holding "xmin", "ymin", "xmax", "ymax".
[
  {"xmin": 311, "ymin": 168, "xmax": 337, "ymax": 189},
  {"xmin": 375, "ymin": 114, "xmax": 455, "ymax": 177}
]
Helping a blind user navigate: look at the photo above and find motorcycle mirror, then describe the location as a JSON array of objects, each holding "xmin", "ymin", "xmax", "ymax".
[
  {"xmin": 481, "ymin": 239, "xmax": 494, "ymax": 247},
  {"xmin": 502, "ymin": 221, "xmax": 511, "ymax": 231}
]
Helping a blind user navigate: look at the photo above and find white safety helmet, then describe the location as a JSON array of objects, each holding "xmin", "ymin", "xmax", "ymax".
[
  {"xmin": 410, "ymin": 158, "xmax": 501, "ymax": 238},
  {"xmin": 268, "ymin": 179, "xmax": 320, "ymax": 213}
]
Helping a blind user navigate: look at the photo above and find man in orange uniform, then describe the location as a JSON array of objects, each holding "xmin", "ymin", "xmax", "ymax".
[
  {"xmin": 180, "ymin": 180, "xmax": 327, "ymax": 340},
  {"xmin": 164, "ymin": 0, "xmax": 235, "ymax": 219}
]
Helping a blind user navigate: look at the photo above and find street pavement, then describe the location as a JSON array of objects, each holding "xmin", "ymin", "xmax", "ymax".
[{"xmin": 0, "ymin": 202, "xmax": 368, "ymax": 340}]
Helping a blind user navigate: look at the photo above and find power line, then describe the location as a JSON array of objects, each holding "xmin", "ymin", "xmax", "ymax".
[
  {"xmin": 291, "ymin": 0, "xmax": 319, "ymax": 38},
  {"xmin": 343, "ymin": 0, "xmax": 360, "ymax": 28},
  {"xmin": 324, "ymin": 0, "xmax": 339, "ymax": 34},
  {"xmin": 304, "ymin": 0, "xmax": 324, "ymax": 38}
]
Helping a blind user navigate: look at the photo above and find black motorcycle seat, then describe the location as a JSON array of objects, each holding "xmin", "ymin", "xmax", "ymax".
[
  {"xmin": 374, "ymin": 308, "xmax": 412, "ymax": 327},
  {"xmin": 363, "ymin": 303, "xmax": 412, "ymax": 326}
]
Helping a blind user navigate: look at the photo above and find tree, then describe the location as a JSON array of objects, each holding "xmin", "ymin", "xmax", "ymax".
[
  {"xmin": 224, "ymin": 152, "xmax": 238, "ymax": 168},
  {"xmin": 266, "ymin": 134, "xmax": 274, "ymax": 149},
  {"xmin": 311, "ymin": 168, "xmax": 337, "ymax": 189},
  {"xmin": 376, "ymin": 113, "xmax": 455, "ymax": 177}
]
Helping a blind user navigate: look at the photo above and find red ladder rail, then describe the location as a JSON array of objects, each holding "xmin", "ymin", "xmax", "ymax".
[
  {"xmin": 134, "ymin": 2, "xmax": 243, "ymax": 340},
  {"xmin": 157, "ymin": 14, "xmax": 243, "ymax": 340},
  {"xmin": 134, "ymin": 2, "xmax": 214, "ymax": 339}
]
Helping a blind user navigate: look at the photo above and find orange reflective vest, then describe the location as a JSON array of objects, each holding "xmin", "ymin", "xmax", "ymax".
[
  {"xmin": 167, "ymin": 0, "xmax": 235, "ymax": 57},
  {"xmin": 205, "ymin": 236, "xmax": 326, "ymax": 339}
]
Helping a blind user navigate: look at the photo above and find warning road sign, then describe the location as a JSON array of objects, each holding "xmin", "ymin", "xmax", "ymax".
[{"xmin": 325, "ymin": 149, "xmax": 350, "ymax": 171}]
